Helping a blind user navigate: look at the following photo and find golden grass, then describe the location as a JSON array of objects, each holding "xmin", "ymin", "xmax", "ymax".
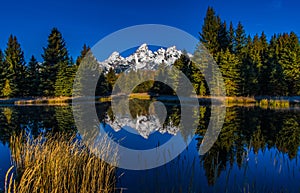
[
  {"xmin": 225, "ymin": 96, "xmax": 256, "ymax": 104},
  {"xmin": 98, "ymin": 96, "xmax": 112, "ymax": 102},
  {"xmin": 129, "ymin": 93, "xmax": 151, "ymax": 100},
  {"xmin": 5, "ymin": 133, "xmax": 118, "ymax": 193},
  {"xmin": 258, "ymin": 99, "xmax": 290, "ymax": 109},
  {"xmin": 14, "ymin": 97, "xmax": 73, "ymax": 105}
]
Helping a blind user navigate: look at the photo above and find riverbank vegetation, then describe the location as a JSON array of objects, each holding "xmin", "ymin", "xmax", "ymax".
[{"xmin": 5, "ymin": 133, "xmax": 118, "ymax": 193}]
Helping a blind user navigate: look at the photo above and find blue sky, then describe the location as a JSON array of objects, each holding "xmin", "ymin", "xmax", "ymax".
[{"xmin": 0, "ymin": 0, "xmax": 299, "ymax": 62}]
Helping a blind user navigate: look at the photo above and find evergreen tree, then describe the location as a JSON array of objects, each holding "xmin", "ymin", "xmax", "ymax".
[
  {"xmin": 106, "ymin": 67, "xmax": 117, "ymax": 93},
  {"xmin": 240, "ymin": 35, "xmax": 258, "ymax": 96},
  {"xmin": 173, "ymin": 54, "xmax": 194, "ymax": 95},
  {"xmin": 41, "ymin": 28, "xmax": 69, "ymax": 96},
  {"xmin": 54, "ymin": 59, "xmax": 75, "ymax": 97},
  {"xmin": 3, "ymin": 35, "xmax": 27, "ymax": 97},
  {"xmin": 234, "ymin": 22, "xmax": 247, "ymax": 56},
  {"xmin": 278, "ymin": 32, "xmax": 300, "ymax": 95},
  {"xmin": 216, "ymin": 49, "xmax": 241, "ymax": 96},
  {"xmin": 76, "ymin": 44, "xmax": 90, "ymax": 66},
  {"xmin": 0, "ymin": 50, "xmax": 5, "ymax": 95},
  {"xmin": 27, "ymin": 55, "xmax": 41, "ymax": 96},
  {"xmin": 267, "ymin": 34, "xmax": 287, "ymax": 95},
  {"xmin": 217, "ymin": 21, "xmax": 230, "ymax": 51},
  {"xmin": 151, "ymin": 64, "xmax": 174, "ymax": 95},
  {"xmin": 73, "ymin": 50, "xmax": 101, "ymax": 97},
  {"xmin": 228, "ymin": 22, "xmax": 235, "ymax": 53},
  {"xmin": 2, "ymin": 80, "xmax": 12, "ymax": 97},
  {"xmin": 200, "ymin": 7, "xmax": 221, "ymax": 56},
  {"xmin": 95, "ymin": 72, "xmax": 109, "ymax": 96},
  {"xmin": 191, "ymin": 62, "xmax": 208, "ymax": 96},
  {"xmin": 258, "ymin": 32, "xmax": 272, "ymax": 95}
]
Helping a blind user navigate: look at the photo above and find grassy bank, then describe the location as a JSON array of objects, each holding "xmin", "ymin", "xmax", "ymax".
[
  {"xmin": 0, "ymin": 97, "xmax": 73, "ymax": 105},
  {"xmin": 257, "ymin": 99, "xmax": 290, "ymax": 109},
  {"xmin": 5, "ymin": 133, "xmax": 118, "ymax": 193},
  {"xmin": 0, "ymin": 94, "xmax": 299, "ymax": 107}
]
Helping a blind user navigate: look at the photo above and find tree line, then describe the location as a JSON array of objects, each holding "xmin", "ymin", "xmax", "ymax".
[
  {"xmin": 198, "ymin": 7, "xmax": 300, "ymax": 96},
  {"xmin": 101, "ymin": 7, "xmax": 300, "ymax": 97},
  {"xmin": 0, "ymin": 7, "xmax": 299, "ymax": 98},
  {"xmin": 0, "ymin": 28, "xmax": 93, "ymax": 98}
]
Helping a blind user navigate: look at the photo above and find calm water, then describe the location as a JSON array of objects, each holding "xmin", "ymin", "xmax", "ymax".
[{"xmin": 0, "ymin": 100, "xmax": 300, "ymax": 193}]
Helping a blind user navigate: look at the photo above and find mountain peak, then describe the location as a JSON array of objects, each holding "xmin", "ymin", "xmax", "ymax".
[
  {"xmin": 136, "ymin": 43, "xmax": 149, "ymax": 52},
  {"xmin": 99, "ymin": 44, "xmax": 187, "ymax": 72},
  {"xmin": 107, "ymin": 51, "xmax": 121, "ymax": 60}
]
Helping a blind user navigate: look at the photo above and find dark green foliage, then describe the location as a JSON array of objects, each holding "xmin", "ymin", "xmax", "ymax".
[
  {"xmin": 95, "ymin": 72, "xmax": 109, "ymax": 96},
  {"xmin": 199, "ymin": 7, "xmax": 221, "ymax": 56},
  {"xmin": 41, "ymin": 28, "xmax": 70, "ymax": 96},
  {"xmin": 217, "ymin": 21, "xmax": 230, "ymax": 52},
  {"xmin": 73, "ymin": 49, "xmax": 101, "ymax": 97},
  {"xmin": 173, "ymin": 54, "xmax": 193, "ymax": 95},
  {"xmin": 131, "ymin": 70, "xmax": 154, "ymax": 93},
  {"xmin": 76, "ymin": 44, "xmax": 90, "ymax": 66},
  {"xmin": 54, "ymin": 60, "xmax": 76, "ymax": 97},
  {"xmin": 198, "ymin": 7, "xmax": 300, "ymax": 96},
  {"xmin": 2, "ymin": 35, "xmax": 27, "ymax": 97},
  {"xmin": 234, "ymin": 22, "xmax": 247, "ymax": 55},
  {"xmin": 216, "ymin": 49, "xmax": 241, "ymax": 96},
  {"xmin": 0, "ymin": 50, "xmax": 5, "ymax": 94},
  {"xmin": 27, "ymin": 55, "xmax": 41, "ymax": 96},
  {"xmin": 278, "ymin": 32, "xmax": 300, "ymax": 95},
  {"xmin": 240, "ymin": 35, "xmax": 258, "ymax": 96},
  {"xmin": 151, "ymin": 65, "xmax": 175, "ymax": 95},
  {"xmin": 267, "ymin": 34, "xmax": 286, "ymax": 95},
  {"xmin": 106, "ymin": 67, "xmax": 117, "ymax": 92},
  {"xmin": 228, "ymin": 22, "xmax": 235, "ymax": 53}
]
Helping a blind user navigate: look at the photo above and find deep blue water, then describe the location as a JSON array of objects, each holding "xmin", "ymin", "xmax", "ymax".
[{"xmin": 0, "ymin": 101, "xmax": 299, "ymax": 193}]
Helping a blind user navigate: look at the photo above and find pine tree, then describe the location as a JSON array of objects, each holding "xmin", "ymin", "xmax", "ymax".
[
  {"xmin": 258, "ymin": 32, "xmax": 272, "ymax": 95},
  {"xmin": 105, "ymin": 67, "xmax": 117, "ymax": 93},
  {"xmin": 173, "ymin": 54, "xmax": 194, "ymax": 96},
  {"xmin": 0, "ymin": 50, "xmax": 5, "ymax": 95},
  {"xmin": 217, "ymin": 21, "xmax": 230, "ymax": 51},
  {"xmin": 54, "ymin": 59, "xmax": 74, "ymax": 97},
  {"xmin": 41, "ymin": 28, "xmax": 69, "ymax": 96},
  {"xmin": 234, "ymin": 22, "xmax": 247, "ymax": 56},
  {"xmin": 240, "ymin": 35, "xmax": 258, "ymax": 96},
  {"xmin": 95, "ymin": 72, "xmax": 109, "ymax": 96},
  {"xmin": 267, "ymin": 34, "xmax": 287, "ymax": 95},
  {"xmin": 228, "ymin": 22, "xmax": 235, "ymax": 53},
  {"xmin": 73, "ymin": 50, "xmax": 101, "ymax": 97},
  {"xmin": 200, "ymin": 7, "xmax": 221, "ymax": 56},
  {"xmin": 27, "ymin": 55, "xmax": 41, "ymax": 96},
  {"xmin": 287, "ymin": 32, "xmax": 300, "ymax": 95},
  {"xmin": 192, "ymin": 42, "xmax": 227, "ymax": 95},
  {"xmin": 216, "ymin": 49, "xmax": 241, "ymax": 96},
  {"xmin": 2, "ymin": 79, "xmax": 12, "ymax": 97},
  {"xmin": 76, "ymin": 44, "xmax": 90, "ymax": 66},
  {"xmin": 278, "ymin": 32, "xmax": 300, "ymax": 95},
  {"xmin": 3, "ymin": 35, "xmax": 27, "ymax": 97}
]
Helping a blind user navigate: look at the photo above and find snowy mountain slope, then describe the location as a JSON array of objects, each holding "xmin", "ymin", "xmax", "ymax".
[{"xmin": 98, "ymin": 44, "xmax": 183, "ymax": 72}]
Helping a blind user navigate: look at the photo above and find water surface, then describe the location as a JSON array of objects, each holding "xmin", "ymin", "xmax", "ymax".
[{"xmin": 0, "ymin": 100, "xmax": 299, "ymax": 193}]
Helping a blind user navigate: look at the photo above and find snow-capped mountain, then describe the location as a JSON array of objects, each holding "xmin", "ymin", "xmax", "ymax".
[{"xmin": 99, "ymin": 43, "xmax": 183, "ymax": 72}]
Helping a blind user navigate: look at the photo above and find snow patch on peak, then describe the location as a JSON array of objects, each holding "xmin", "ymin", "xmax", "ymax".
[
  {"xmin": 136, "ymin": 43, "xmax": 149, "ymax": 52},
  {"xmin": 99, "ymin": 44, "xmax": 189, "ymax": 72}
]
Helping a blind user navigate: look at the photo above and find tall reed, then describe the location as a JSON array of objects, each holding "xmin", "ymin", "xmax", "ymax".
[{"xmin": 6, "ymin": 133, "xmax": 118, "ymax": 193}]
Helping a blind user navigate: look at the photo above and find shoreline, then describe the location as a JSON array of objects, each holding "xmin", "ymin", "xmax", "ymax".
[{"xmin": 0, "ymin": 94, "xmax": 299, "ymax": 106}]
